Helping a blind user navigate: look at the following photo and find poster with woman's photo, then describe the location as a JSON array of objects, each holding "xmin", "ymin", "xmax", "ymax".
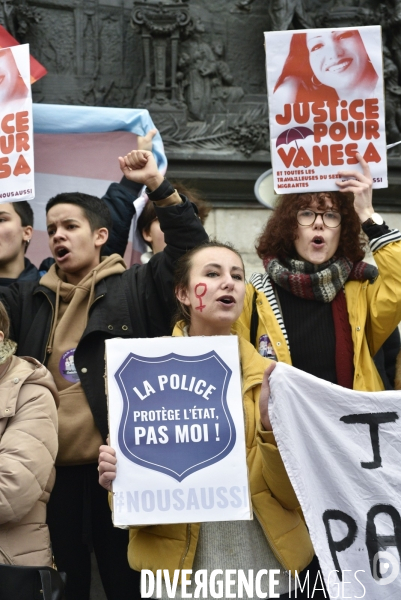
[
  {"xmin": 265, "ymin": 26, "xmax": 387, "ymax": 194},
  {"xmin": 0, "ymin": 44, "xmax": 34, "ymax": 203}
]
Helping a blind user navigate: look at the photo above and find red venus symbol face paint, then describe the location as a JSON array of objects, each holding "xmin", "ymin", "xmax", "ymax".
[{"xmin": 194, "ymin": 283, "xmax": 207, "ymax": 312}]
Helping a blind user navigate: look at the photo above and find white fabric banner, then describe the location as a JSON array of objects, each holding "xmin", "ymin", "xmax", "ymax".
[
  {"xmin": 106, "ymin": 336, "xmax": 251, "ymax": 526},
  {"xmin": 0, "ymin": 44, "xmax": 34, "ymax": 202},
  {"xmin": 269, "ymin": 362, "xmax": 401, "ymax": 599},
  {"xmin": 265, "ymin": 26, "xmax": 387, "ymax": 194}
]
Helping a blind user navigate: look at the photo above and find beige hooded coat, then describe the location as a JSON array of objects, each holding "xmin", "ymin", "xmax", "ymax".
[{"xmin": 0, "ymin": 342, "xmax": 59, "ymax": 567}]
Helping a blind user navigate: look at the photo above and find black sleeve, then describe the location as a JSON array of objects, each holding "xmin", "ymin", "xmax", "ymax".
[
  {"xmin": 361, "ymin": 220, "xmax": 391, "ymax": 240},
  {"xmin": 124, "ymin": 196, "xmax": 208, "ymax": 337},
  {"xmin": 374, "ymin": 327, "xmax": 401, "ymax": 390},
  {"xmin": 38, "ymin": 257, "xmax": 55, "ymax": 273},
  {"xmin": 102, "ymin": 181, "xmax": 142, "ymax": 257},
  {"xmin": 153, "ymin": 194, "xmax": 207, "ymax": 262}
]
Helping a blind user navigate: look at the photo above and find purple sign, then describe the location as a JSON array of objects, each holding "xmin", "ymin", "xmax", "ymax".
[{"xmin": 115, "ymin": 352, "xmax": 235, "ymax": 482}]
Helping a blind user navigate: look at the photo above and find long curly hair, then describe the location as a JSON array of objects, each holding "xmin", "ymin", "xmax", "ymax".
[{"xmin": 256, "ymin": 191, "xmax": 366, "ymax": 263}]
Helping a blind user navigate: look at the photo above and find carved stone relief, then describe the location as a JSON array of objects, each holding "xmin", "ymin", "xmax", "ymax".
[{"xmin": 4, "ymin": 0, "xmax": 401, "ymax": 159}]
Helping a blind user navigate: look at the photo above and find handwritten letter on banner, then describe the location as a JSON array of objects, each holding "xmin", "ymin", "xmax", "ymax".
[
  {"xmin": 0, "ymin": 44, "xmax": 34, "ymax": 203},
  {"xmin": 106, "ymin": 336, "xmax": 251, "ymax": 526},
  {"xmin": 269, "ymin": 362, "xmax": 401, "ymax": 599},
  {"xmin": 265, "ymin": 26, "xmax": 387, "ymax": 194}
]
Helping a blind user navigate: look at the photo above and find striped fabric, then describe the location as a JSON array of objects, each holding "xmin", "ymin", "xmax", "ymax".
[
  {"xmin": 370, "ymin": 228, "xmax": 401, "ymax": 253},
  {"xmin": 250, "ymin": 228, "xmax": 401, "ymax": 354},
  {"xmin": 249, "ymin": 272, "xmax": 290, "ymax": 349}
]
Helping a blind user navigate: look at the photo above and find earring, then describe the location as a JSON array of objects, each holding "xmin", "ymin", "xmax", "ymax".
[{"xmin": 311, "ymin": 75, "xmax": 322, "ymax": 87}]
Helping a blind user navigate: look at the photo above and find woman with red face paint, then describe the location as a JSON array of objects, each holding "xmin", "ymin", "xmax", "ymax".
[{"xmin": 99, "ymin": 241, "xmax": 314, "ymax": 599}]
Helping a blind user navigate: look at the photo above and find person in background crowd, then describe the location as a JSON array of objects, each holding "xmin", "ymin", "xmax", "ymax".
[
  {"xmin": 0, "ymin": 149, "xmax": 208, "ymax": 600},
  {"xmin": 0, "ymin": 300, "xmax": 58, "ymax": 567},
  {"xmin": 137, "ymin": 181, "xmax": 211, "ymax": 261},
  {"xmin": 0, "ymin": 202, "xmax": 37, "ymax": 285},
  {"xmin": 0, "ymin": 129, "xmax": 157, "ymax": 287},
  {"xmin": 99, "ymin": 241, "xmax": 314, "ymax": 600}
]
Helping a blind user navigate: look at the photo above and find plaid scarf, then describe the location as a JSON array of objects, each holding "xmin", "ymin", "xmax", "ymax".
[{"xmin": 264, "ymin": 256, "xmax": 378, "ymax": 303}]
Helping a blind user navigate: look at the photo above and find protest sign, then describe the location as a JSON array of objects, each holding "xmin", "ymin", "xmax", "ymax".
[
  {"xmin": 269, "ymin": 362, "xmax": 401, "ymax": 599},
  {"xmin": 0, "ymin": 24, "xmax": 47, "ymax": 83},
  {"xmin": 265, "ymin": 26, "xmax": 387, "ymax": 194},
  {"xmin": 0, "ymin": 44, "xmax": 34, "ymax": 202},
  {"xmin": 105, "ymin": 336, "xmax": 251, "ymax": 526}
]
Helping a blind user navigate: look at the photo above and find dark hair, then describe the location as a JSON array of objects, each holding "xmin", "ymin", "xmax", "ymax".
[
  {"xmin": 46, "ymin": 192, "xmax": 112, "ymax": 233},
  {"xmin": 274, "ymin": 31, "xmax": 378, "ymax": 103},
  {"xmin": 0, "ymin": 301, "xmax": 10, "ymax": 339},
  {"xmin": 256, "ymin": 191, "xmax": 365, "ymax": 263},
  {"xmin": 12, "ymin": 201, "xmax": 34, "ymax": 227},
  {"xmin": 138, "ymin": 181, "xmax": 211, "ymax": 247},
  {"xmin": 174, "ymin": 240, "xmax": 244, "ymax": 328}
]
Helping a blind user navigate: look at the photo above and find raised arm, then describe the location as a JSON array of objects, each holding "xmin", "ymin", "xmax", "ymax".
[
  {"xmin": 121, "ymin": 150, "xmax": 208, "ymax": 335},
  {"xmin": 102, "ymin": 130, "xmax": 159, "ymax": 257},
  {"xmin": 335, "ymin": 152, "xmax": 373, "ymax": 223},
  {"xmin": 337, "ymin": 154, "xmax": 401, "ymax": 355},
  {"xmin": 118, "ymin": 149, "xmax": 182, "ymax": 207}
]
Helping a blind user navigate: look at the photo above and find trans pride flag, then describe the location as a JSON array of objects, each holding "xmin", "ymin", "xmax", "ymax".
[{"xmin": 29, "ymin": 104, "xmax": 167, "ymax": 266}]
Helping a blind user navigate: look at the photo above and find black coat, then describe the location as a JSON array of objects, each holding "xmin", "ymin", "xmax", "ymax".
[{"xmin": 0, "ymin": 199, "xmax": 207, "ymax": 441}]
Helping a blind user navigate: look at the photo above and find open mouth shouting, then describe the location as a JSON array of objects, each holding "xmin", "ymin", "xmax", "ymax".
[
  {"xmin": 55, "ymin": 246, "xmax": 71, "ymax": 261},
  {"xmin": 217, "ymin": 295, "xmax": 236, "ymax": 306},
  {"xmin": 312, "ymin": 236, "xmax": 325, "ymax": 247}
]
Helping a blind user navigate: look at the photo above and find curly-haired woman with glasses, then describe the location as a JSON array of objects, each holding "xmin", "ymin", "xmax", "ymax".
[
  {"xmin": 235, "ymin": 152, "xmax": 401, "ymax": 392},
  {"xmin": 233, "ymin": 153, "xmax": 401, "ymax": 593}
]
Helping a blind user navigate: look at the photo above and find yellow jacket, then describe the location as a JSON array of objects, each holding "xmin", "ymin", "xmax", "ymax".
[
  {"xmin": 126, "ymin": 328, "xmax": 314, "ymax": 577},
  {"xmin": 234, "ymin": 239, "xmax": 401, "ymax": 392}
]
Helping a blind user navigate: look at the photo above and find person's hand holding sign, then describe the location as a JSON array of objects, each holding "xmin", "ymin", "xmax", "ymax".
[
  {"xmin": 259, "ymin": 362, "xmax": 276, "ymax": 432},
  {"xmin": 336, "ymin": 153, "xmax": 374, "ymax": 223},
  {"xmin": 98, "ymin": 445, "xmax": 117, "ymax": 492}
]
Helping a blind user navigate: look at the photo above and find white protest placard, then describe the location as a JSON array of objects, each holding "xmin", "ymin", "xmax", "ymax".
[
  {"xmin": 105, "ymin": 336, "xmax": 251, "ymax": 526},
  {"xmin": 265, "ymin": 26, "xmax": 387, "ymax": 194},
  {"xmin": 0, "ymin": 44, "xmax": 34, "ymax": 203},
  {"xmin": 269, "ymin": 362, "xmax": 401, "ymax": 599}
]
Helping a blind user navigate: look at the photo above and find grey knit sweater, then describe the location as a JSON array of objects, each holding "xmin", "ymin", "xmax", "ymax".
[{"xmin": 151, "ymin": 518, "xmax": 296, "ymax": 599}]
